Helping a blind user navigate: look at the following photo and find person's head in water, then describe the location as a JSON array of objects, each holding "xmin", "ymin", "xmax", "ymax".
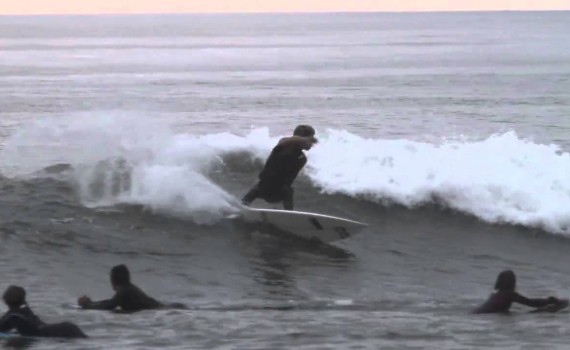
[
  {"xmin": 293, "ymin": 125, "xmax": 318, "ymax": 149},
  {"xmin": 494, "ymin": 270, "xmax": 516, "ymax": 292},
  {"xmin": 3, "ymin": 285, "xmax": 26, "ymax": 309},
  {"xmin": 110, "ymin": 264, "xmax": 131, "ymax": 290}
]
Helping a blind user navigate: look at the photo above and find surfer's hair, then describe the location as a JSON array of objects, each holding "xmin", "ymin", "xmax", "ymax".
[
  {"xmin": 110, "ymin": 264, "xmax": 131, "ymax": 286},
  {"xmin": 293, "ymin": 125, "xmax": 317, "ymax": 143},
  {"xmin": 3, "ymin": 285, "xmax": 26, "ymax": 307},
  {"xmin": 494, "ymin": 270, "xmax": 516, "ymax": 292},
  {"xmin": 293, "ymin": 125, "xmax": 315, "ymax": 138}
]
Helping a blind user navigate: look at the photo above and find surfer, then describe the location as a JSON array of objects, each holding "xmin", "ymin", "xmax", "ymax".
[
  {"xmin": 242, "ymin": 125, "xmax": 318, "ymax": 210},
  {"xmin": 78, "ymin": 264, "xmax": 185, "ymax": 312},
  {"xmin": 473, "ymin": 270, "xmax": 561, "ymax": 314},
  {"xmin": 0, "ymin": 285, "xmax": 87, "ymax": 338}
]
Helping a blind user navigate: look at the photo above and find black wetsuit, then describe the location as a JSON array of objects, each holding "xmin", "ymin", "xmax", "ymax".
[
  {"xmin": 0, "ymin": 306, "xmax": 86, "ymax": 338},
  {"xmin": 81, "ymin": 283, "xmax": 163, "ymax": 312},
  {"xmin": 242, "ymin": 140, "xmax": 307, "ymax": 210},
  {"xmin": 474, "ymin": 291, "xmax": 555, "ymax": 314}
]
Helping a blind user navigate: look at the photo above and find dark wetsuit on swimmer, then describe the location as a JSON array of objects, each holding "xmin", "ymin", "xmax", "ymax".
[
  {"xmin": 80, "ymin": 283, "xmax": 163, "ymax": 312},
  {"xmin": 0, "ymin": 306, "xmax": 86, "ymax": 338},
  {"xmin": 79, "ymin": 264, "xmax": 185, "ymax": 313},
  {"xmin": 242, "ymin": 125, "xmax": 317, "ymax": 210},
  {"xmin": 474, "ymin": 291, "xmax": 558, "ymax": 314},
  {"xmin": 0, "ymin": 286, "xmax": 86, "ymax": 338},
  {"xmin": 473, "ymin": 270, "xmax": 559, "ymax": 314}
]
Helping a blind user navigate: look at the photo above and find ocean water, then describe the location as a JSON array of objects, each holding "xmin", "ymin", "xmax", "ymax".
[{"xmin": 0, "ymin": 11, "xmax": 570, "ymax": 349}]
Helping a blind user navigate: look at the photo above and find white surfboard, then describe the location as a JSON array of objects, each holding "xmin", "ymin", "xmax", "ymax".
[{"xmin": 237, "ymin": 207, "xmax": 367, "ymax": 243}]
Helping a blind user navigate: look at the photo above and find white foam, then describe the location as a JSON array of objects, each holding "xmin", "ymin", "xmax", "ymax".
[
  {"xmin": 307, "ymin": 129, "xmax": 570, "ymax": 234},
  {"xmin": 0, "ymin": 113, "xmax": 269, "ymax": 224},
  {"xmin": 2, "ymin": 115, "xmax": 569, "ymax": 232}
]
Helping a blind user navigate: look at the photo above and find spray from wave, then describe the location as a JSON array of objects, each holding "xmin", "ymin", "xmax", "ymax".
[
  {"xmin": 0, "ymin": 113, "xmax": 256, "ymax": 224},
  {"xmin": 307, "ymin": 130, "xmax": 570, "ymax": 234},
  {"xmin": 1, "ymin": 114, "xmax": 569, "ymax": 233}
]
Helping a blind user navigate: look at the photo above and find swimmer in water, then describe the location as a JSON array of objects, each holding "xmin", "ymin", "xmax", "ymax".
[
  {"xmin": 78, "ymin": 264, "xmax": 185, "ymax": 312},
  {"xmin": 473, "ymin": 270, "xmax": 560, "ymax": 314},
  {"xmin": 0, "ymin": 285, "xmax": 86, "ymax": 338}
]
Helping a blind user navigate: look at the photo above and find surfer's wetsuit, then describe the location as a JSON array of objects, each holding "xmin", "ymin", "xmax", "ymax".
[
  {"xmin": 473, "ymin": 270, "xmax": 559, "ymax": 314},
  {"xmin": 474, "ymin": 291, "xmax": 558, "ymax": 314},
  {"xmin": 242, "ymin": 134, "xmax": 315, "ymax": 210},
  {"xmin": 79, "ymin": 264, "xmax": 186, "ymax": 313},
  {"xmin": 0, "ymin": 306, "xmax": 86, "ymax": 338},
  {"xmin": 80, "ymin": 283, "xmax": 163, "ymax": 312}
]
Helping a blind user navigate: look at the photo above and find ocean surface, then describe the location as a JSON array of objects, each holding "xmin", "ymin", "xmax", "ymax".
[{"xmin": 1, "ymin": 11, "xmax": 570, "ymax": 349}]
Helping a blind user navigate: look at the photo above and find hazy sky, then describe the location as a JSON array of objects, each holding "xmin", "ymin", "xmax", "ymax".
[{"xmin": 0, "ymin": 0, "xmax": 568, "ymax": 15}]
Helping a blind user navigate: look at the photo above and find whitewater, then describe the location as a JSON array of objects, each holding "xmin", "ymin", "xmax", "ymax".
[{"xmin": 2, "ymin": 113, "xmax": 569, "ymax": 233}]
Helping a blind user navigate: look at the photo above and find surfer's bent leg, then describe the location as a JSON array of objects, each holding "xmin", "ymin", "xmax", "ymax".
[
  {"xmin": 242, "ymin": 183, "xmax": 263, "ymax": 206},
  {"xmin": 282, "ymin": 187, "xmax": 294, "ymax": 210}
]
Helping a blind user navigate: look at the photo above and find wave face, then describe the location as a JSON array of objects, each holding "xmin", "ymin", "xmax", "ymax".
[{"xmin": 1, "ymin": 115, "xmax": 569, "ymax": 233}]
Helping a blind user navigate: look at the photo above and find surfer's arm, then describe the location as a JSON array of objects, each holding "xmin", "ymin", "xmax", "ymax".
[
  {"xmin": 79, "ymin": 294, "xmax": 120, "ymax": 310},
  {"xmin": 513, "ymin": 293, "xmax": 558, "ymax": 308},
  {"xmin": 0, "ymin": 313, "xmax": 14, "ymax": 332}
]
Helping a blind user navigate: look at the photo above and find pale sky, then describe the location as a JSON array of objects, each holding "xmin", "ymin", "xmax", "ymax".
[{"xmin": 0, "ymin": 0, "xmax": 568, "ymax": 15}]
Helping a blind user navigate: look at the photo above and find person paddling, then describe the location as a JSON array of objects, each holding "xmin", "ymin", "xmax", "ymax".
[
  {"xmin": 0, "ymin": 285, "xmax": 86, "ymax": 338},
  {"xmin": 473, "ymin": 270, "xmax": 561, "ymax": 314},
  {"xmin": 78, "ymin": 264, "xmax": 185, "ymax": 312}
]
